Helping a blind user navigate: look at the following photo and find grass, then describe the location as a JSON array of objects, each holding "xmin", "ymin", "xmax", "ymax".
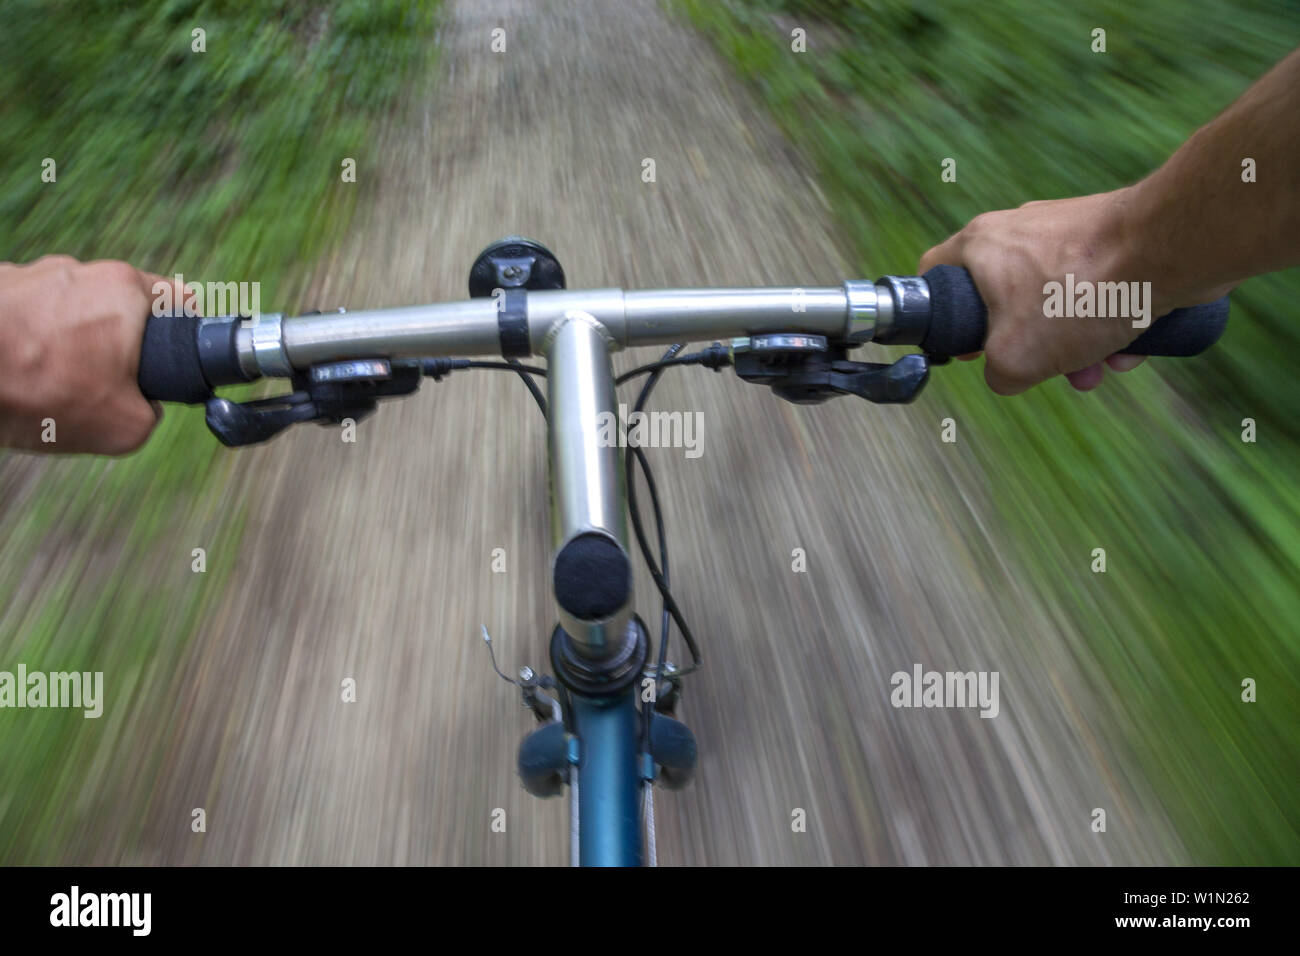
[
  {"xmin": 675, "ymin": 0, "xmax": 1300, "ymax": 863},
  {"xmin": 0, "ymin": 0, "xmax": 439, "ymax": 862}
]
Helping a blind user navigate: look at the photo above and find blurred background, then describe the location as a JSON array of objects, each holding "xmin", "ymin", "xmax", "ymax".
[{"xmin": 0, "ymin": 0, "xmax": 1296, "ymax": 865}]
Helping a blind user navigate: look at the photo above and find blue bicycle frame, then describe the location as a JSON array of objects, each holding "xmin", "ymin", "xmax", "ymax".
[{"xmin": 569, "ymin": 692, "xmax": 645, "ymax": 866}]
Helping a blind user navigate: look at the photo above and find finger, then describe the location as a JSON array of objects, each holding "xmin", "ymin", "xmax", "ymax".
[
  {"xmin": 956, "ymin": 352, "xmax": 982, "ymax": 362},
  {"xmin": 984, "ymin": 360, "xmax": 1032, "ymax": 397},
  {"xmin": 916, "ymin": 229, "xmax": 969, "ymax": 274},
  {"xmin": 1065, "ymin": 364, "xmax": 1105, "ymax": 392},
  {"xmin": 139, "ymin": 271, "xmax": 199, "ymax": 317},
  {"xmin": 1105, "ymin": 353, "xmax": 1147, "ymax": 372}
]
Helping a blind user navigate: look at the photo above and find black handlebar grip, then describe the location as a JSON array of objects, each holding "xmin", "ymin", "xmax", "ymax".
[
  {"xmin": 1124, "ymin": 299, "xmax": 1230, "ymax": 356},
  {"xmin": 920, "ymin": 265, "xmax": 1228, "ymax": 358},
  {"xmin": 138, "ymin": 312, "xmax": 248, "ymax": 403},
  {"xmin": 137, "ymin": 311, "xmax": 210, "ymax": 403}
]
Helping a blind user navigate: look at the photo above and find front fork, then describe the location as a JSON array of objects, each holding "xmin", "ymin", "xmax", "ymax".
[{"xmin": 513, "ymin": 666, "xmax": 698, "ymax": 866}]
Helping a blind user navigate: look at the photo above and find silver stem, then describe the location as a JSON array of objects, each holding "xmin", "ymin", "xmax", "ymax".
[{"xmin": 544, "ymin": 311, "xmax": 633, "ymax": 660}]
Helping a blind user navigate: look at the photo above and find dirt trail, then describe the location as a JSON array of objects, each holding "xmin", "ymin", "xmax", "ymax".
[{"xmin": 119, "ymin": 0, "xmax": 1186, "ymax": 864}]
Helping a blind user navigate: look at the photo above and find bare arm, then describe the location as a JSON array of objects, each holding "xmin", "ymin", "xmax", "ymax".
[
  {"xmin": 919, "ymin": 47, "xmax": 1300, "ymax": 394},
  {"xmin": 1124, "ymin": 47, "xmax": 1300, "ymax": 311}
]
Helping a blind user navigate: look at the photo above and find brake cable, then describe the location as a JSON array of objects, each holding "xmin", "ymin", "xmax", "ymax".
[
  {"xmin": 614, "ymin": 342, "xmax": 731, "ymax": 385},
  {"xmin": 625, "ymin": 345, "xmax": 703, "ymax": 678}
]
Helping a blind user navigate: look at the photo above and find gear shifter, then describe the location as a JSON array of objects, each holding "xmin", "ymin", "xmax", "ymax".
[
  {"xmin": 204, "ymin": 358, "xmax": 422, "ymax": 446},
  {"xmin": 732, "ymin": 334, "xmax": 929, "ymax": 405}
]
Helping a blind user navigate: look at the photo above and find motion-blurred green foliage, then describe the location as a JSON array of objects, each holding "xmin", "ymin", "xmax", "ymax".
[
  {"xmin": 0, "ymin": 0, "xmax": 431, "ymax": 272},
  {"xmin": 0, "ymin": 0, "xmax": 437, "ymax": 862},
  {"xmin": 678, "ymin": 0, "xmax": 1300, "ymax": 862}
]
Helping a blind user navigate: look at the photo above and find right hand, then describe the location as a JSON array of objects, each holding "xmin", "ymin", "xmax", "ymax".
[{"xmin": 918, "ymin": 189, "xmax": 1167, "ymax": 394}]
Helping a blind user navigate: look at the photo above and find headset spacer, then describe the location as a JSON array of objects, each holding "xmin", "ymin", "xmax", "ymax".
[{"xmin": 549, "ymin": 616, "xmax": 649, "ymax": 698}]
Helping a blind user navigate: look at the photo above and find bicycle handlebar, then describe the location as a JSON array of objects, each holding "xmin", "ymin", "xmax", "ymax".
[{"xmin": 137, "ymin": 272, "xmax": 1230, "ymax": 403}]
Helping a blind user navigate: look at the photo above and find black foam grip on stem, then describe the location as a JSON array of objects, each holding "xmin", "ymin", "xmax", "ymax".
[
  {"xmin": 920, "ymin": 265, "xmax": 1228, "ymax": 358},
  {"xmin": 137, "ymin": 310, "xmax": 212, "ymax": 404}
]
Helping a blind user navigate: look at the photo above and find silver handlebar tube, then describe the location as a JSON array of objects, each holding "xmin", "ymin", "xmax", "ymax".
[{"xmin": 233, "ymin": 284, "xmax": 882, "ymax": 376}]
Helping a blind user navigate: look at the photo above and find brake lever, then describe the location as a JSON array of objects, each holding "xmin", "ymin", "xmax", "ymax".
[
  {"xmin": 205, "ymin": 393, "xmax": 319, "ymax": 446},
  {"xmin": 819, "ymin": 354, "xmax": 930, "ymax": 404}
]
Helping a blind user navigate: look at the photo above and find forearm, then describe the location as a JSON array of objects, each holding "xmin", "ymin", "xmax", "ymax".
[{"xmin": 1121, "ymin": 48, "xmax": 1300, "ymax": 309}]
